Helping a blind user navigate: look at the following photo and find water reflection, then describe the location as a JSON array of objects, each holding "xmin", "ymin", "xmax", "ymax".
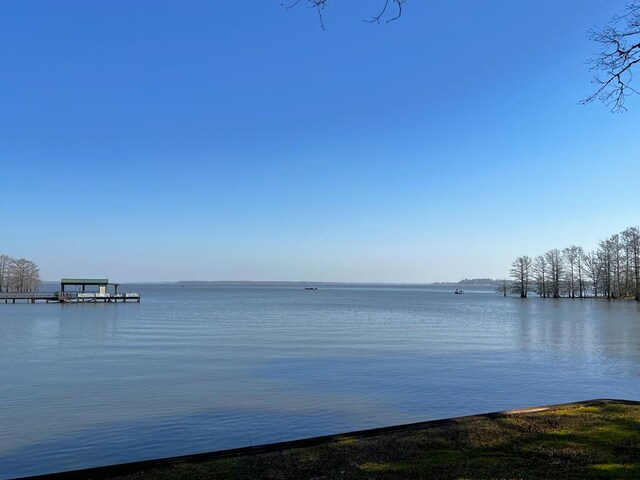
[
  {"xmin": 513, "ymin": 298, "xmax": 640, "ymax": 365},
  {"xmin": 57, "ymin": 304, "xmax": 129, "ymax": 345}
]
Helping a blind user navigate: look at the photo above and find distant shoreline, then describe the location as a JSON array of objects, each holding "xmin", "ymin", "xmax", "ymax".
[{"xmin": 38, "ymin": 279, "xmax": 502, "ymax": 287}]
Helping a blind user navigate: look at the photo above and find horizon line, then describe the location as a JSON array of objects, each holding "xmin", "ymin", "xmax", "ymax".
[{"xmin": 39, "ymin": 279, "xmax": 501, "ymax": 285}]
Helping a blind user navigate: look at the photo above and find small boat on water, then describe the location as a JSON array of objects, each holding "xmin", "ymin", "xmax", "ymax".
[
  {"xmin": 454, "ymin": 289, "xmax": 464, "ymax": 294},
  {"xmin": 305, "ymin": 287, "xmax": 318, "ymax": 290}
]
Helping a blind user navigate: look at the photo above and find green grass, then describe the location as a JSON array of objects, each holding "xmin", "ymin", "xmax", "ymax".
[{"xmin": 114, "ymin": 402, "xmax": 640, "ymax": 480}]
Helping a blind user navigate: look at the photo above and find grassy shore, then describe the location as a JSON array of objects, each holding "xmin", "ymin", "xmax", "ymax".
[{"xmin": 115, "ymin": 401, "xmax": 639, "ymax": 480}]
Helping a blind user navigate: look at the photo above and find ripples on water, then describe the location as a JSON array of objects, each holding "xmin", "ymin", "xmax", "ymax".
[{"xmin": 1, "ymin": 284, "xmax": 639, "ymax": 478}]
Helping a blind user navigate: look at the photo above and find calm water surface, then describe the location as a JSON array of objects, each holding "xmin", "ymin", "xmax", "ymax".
[{"xmin": 1, "ymin": 284, "xmax": 639, "ymax": 478}]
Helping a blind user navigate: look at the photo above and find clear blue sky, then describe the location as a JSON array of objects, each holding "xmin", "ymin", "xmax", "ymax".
[{"xmin": 1, "ymin": 0, "xmax": 638, "ymax": 282}]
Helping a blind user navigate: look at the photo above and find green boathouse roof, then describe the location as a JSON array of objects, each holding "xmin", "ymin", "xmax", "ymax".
[{"xmin": 61, "ymin": 278, "xmax": 110, "ymax": 285}]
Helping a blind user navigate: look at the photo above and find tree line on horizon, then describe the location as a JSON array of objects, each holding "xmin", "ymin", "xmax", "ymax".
[
  {"xmin": 504, "ymin": 226, "xmax": 640, "ymax": 301},
  {"xmin": 0, "ymin": 254, "xmax": 41, "ymax": 293}
]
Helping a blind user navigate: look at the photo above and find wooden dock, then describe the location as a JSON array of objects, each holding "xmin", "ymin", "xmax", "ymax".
[{"xmin": 0, "ymin": 292, "xmax": 140, "ymax": 304}]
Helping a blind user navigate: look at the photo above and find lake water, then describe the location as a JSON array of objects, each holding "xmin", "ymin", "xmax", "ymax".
[{"xmin": 1, "ymin": 283, "xmax": 639, "ymax": 478}]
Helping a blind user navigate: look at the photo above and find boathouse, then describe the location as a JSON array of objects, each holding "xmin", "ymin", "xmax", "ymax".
[
  {"xmin": 0, "ymin": 278, "xmax": 139, "ymax": 304},
  {"xmin": 61, "ymin": 278, "xmax": 120, "ymax": 295}
]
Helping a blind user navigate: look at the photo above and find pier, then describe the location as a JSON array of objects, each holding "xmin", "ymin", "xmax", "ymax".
[{"xmin": 0, "ymin": 278, "xmax": 140, "ymax": 304}]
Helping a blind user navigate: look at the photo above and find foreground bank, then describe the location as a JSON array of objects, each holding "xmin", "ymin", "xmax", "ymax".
[{"xmin": 25, "ymin": 399, "xmax": 638, "ymax": 480}]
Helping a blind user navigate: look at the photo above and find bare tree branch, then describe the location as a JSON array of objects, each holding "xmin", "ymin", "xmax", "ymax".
[
  {"xmin": 365, "ymin": 0, "xmax": 406, "ymax": 24},
  {"xmin": 584, "ymin": 2, "xmax": 640, "ymax": 112},
  {"xmin": 283, "ymin": 0, "xmax": 405, "ymax": 29},
  {"xmin": 282, "ymin": 0, "xmax": 327, "ymax": 30}
]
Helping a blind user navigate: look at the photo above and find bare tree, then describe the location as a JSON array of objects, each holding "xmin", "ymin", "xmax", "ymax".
[
  {"xmin": 495, "ymin": 279, "xmax": 510, "ymax": 297},
  {"xmin": 532, "ymin": 255, "xmax": 548, "ymax": 298},
  {"xmin": 621, "ymin": 226, "xmax": 640, "ymax": 300},
  {"xmin": 563, "ymin": 245, "xmax": 581, "ymax": 299},
  {"xmin": 545, "ymin": 249, "xmax": 564, "ymax": 298},
  {"xmin": 6, "ymin": 257, "xmax": 40, "ymax": 292},
  {"xmin": 282, "ymin": 0, "xmax": 405, "ymax": 29},
  {"xmin": 26, "ymin": 260, "xmax": 41, "ymax": 292},
  {"xmin": 575, "ymin": 246, "xmax": 586, "ymax": 298},
  {"xmin": 9, "ymin": 258, "xmax": 29, "ymax": 293},
  {"xmin": 584, "ymin": 250, "xmax": 602, "ymax": 298},
  {"xmin": 622, "ymin": 229, "xmax": 633, "ymax": 297},
  {"xmin": 610, "ymin": 234, "xmax": 624, "ymax": 298},
  {"xmin": 510, "ymin": 256, "xmax": 532, "ymax": 298},
  {"xmin": 598, "ymin": 238, "xmax": 615, "ymax": 300},
  {"xmin": 591, "ymin": 229, "xmax": 640, "ymax": 300},
  {"xmin": 584, "ymin": 2, "xmax": 640, "ymax": 111},
  {"xmin": 0, "ymin": 254, "xmax": 12, "ymax": 293}
]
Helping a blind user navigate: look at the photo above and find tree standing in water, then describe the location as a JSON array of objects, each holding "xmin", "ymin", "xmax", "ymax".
[
  {"xmin": 0, "ymin": 255, "xmax": 11, "ymax": 293},
  {"xmin": 532, "ymin": 255, "xmax": 549, "ymax": 298},
  {"xmin": 0, "ymin": 255, "xmax": 41, "ymax": 293},
  {"xmin": 496, "ymin": 279, "xmax": 510, "ymax": 297},
  {"xmin": 621, "ymin": 227, "xmax": 640, "ymax": 300},
  {"xmin": 510, "ymin": 256, "xmax": 532, "ymax": 298},
  {"xmin": 563, "ymin": 246, "xmax": 580, "ymax": 298},
  {"xmin": 545, "ymin": 249, "xmax": 564, "ymax": 299}
]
